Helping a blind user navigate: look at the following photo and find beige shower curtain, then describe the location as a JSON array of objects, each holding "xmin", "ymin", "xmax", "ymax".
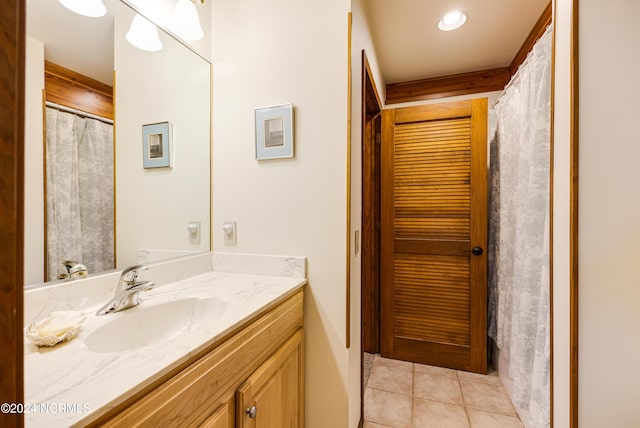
[{"xmin": 45, "ymin": 106, "xmax": 114, "ymax": 281}]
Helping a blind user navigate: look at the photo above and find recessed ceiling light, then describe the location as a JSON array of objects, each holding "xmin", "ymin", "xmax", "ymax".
[{"xmin": 438, "ymin": 11, "xmax": 467, "ymax": 31}]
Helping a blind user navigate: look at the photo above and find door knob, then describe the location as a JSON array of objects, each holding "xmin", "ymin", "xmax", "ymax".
[
  {"xmin": 464, "ymin": 246, "xmax": 483, "ymax": 256},
  {"xmin": 246, "ymin": 406, "xmax": 257, "ymax": 419}
]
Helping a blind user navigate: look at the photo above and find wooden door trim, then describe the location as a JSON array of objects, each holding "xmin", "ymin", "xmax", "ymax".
[
  {"xmin": 361, "ymin": 49, "xmax": 382, "ymax": 427},
  {"xmin": 468, "ymin": 98, "xmax": 488, "ymax": 371},
  {"xmin": 379, "ymin": 108, "xmax": 396, "ymax": 357},
  {"xmin": 361, "ymin": 49, "xmax": 382, "ymax": 355},
  {"xmin": 0, "ymin": 0, "xmax": 25, "ymax": 426}
]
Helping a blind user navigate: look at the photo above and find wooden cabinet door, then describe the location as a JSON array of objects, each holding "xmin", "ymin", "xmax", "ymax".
[
  {"xmin": 380, "ymin": 99, "xmax": 488, "ymax": 373},
  {"xmin": 199, "ymin": 398, "xmax": 233, "ymax": 428},
  {"xmin": 236, "ymin": 329, "xmax": 304, "ymax": 428}
]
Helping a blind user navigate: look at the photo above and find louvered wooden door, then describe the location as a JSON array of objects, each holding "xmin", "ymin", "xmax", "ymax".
[{"xmin": 380, "ymin": 99, "xmax": 488, "ymax": 373}]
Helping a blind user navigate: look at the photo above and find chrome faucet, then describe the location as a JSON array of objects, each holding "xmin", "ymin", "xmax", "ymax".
[{"xmin": 96, "ymin": 265, "xmax": 155, "ymax": 316}]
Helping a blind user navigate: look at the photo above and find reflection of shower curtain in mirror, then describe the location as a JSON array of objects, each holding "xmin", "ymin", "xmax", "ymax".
[{"xmin": 45, "ymin": 107, "xmax": 114, "ymax": 281}]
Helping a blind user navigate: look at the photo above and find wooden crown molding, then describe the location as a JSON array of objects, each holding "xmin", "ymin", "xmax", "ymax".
[
  {"xmin": 44, "ymin": 60, "xmax": 114, "ymax": 120},
  {"xmin": 386, "ymin": 1, "xmax": 552, "ymax": 105},
  {"xmin": 386, "ymin": 68, "xmax": 511, "ymax": 105},
  {"xmin": 510, "ymin": 2, "xmax": 553, "ymax": 75}
]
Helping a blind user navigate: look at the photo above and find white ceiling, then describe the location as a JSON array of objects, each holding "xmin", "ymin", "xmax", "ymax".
[
  {"xmin": 26, "ymin": 0, "xmax": 212, "ymax": 86},
  {"xmin": 27, "ymin": 0, "xmax": 548, "ymax": 89},
  {"xmin": 363, "ymin": 0, "xmax": 550, "ymax": 84},
  {"xmin": 27, "ymin": 0, "xmax": 117, "ymax": 85}
]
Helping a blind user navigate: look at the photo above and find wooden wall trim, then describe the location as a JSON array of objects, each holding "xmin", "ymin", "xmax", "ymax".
[
  {"xmin": 385, "ymin": 1, "xmax": 552, "ymax": 105},
  {"xmin": 510, "ymin": 2, "xmax": 553, "ymax": 75},
  {"xmin": 44, "ymin": 60, "xmax": 114, "ymax": 120},
  {"xmin": 549, "ymin": 1, "xmax": 557, "ymax": 425},
  {"xmin": 346, "ymin": 11, "xmax": 352, "ymax": 349},
  {"xmin": 570, "ymin": 0, "xmax": 579, "ymax": 426},
  {"xmin": 386, "ymin": 67, "xmax": 510, "ymax": 105},
  {"xmin": 0, "ymin": 0, "xmax": 25, "ymax": 426}
]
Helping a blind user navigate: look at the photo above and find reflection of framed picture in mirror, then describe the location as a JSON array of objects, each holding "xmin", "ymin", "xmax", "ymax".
[
  {"xmin": 255, "ymin": 103, "xmax": 294, "ymax": 160},
  {"xmin": 142, "ymin": 121, "xmax": 172, "ymax": 168}
]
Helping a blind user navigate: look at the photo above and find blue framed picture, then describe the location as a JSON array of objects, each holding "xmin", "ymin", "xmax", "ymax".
[
  {"xmin": 255, "ymin": 103, "xmax": 294, "ymax": 160},
  {"xmin": 142, "ymin": 122, "xmax": 171, "ymax": 168}
]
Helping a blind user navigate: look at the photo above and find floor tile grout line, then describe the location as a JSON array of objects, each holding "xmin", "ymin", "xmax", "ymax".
[
  {"xmin": 464, "ymin": 403, "xmax": 519, "ymax": 418},
  {"xmin": 365, "ymin": 384, "xmax": 414, "ymax": 397},
  {"xmin": 366, "ymin": 358, "xmax": 524, "ymax": 427}
]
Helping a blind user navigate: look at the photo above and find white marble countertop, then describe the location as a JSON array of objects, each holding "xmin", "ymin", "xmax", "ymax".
[{"xmin": 24, "ymin": 270, "xmax": 306, "ymax": 427}]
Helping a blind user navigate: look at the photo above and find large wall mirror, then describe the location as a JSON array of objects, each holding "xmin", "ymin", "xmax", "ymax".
[{"xmin": 24, "ymin": 0, "xmax": 211, "ymax": 287}]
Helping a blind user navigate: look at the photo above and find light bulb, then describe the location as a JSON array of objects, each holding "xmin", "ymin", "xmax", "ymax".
[
  {"xmin": 126, "ymin": 14, "xmax": 163, "ymax": 52},
  {"xmin": 59, "ymin": 0, "xmax": 107, "ymax": 18},
  {"xmin": 170, "ymin": 0, "xmax": 204, "ymax": 41}
]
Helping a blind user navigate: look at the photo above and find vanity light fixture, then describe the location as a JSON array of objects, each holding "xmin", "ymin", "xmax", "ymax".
[
  {"xmin": 438, "ymin": 11, "xmax": 467, "ymax": 31},
  {"xmin": 126, "ymin": 14, "xmax": 163, "ymax": 52},
  {"xmin": 58, "ymin": 0, "xmax": 107, "ymax": 18},
  {"xmin": 170, "ymin": 0, "xmax": 205, "ymax": 41}
]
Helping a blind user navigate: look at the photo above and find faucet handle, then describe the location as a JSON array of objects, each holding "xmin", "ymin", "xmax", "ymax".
[{"xmin": 120, "ymin": 265, "xmax": 147, "ymax": 283}]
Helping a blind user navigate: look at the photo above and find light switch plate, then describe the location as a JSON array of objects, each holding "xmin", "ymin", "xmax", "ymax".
[
  {"xmin": 188, "ymin": 221, "xmax": 201, "ymax": 244},
  {"xmin": 223, "ymin": 221, "xmax": 237, "ymax": 245}
]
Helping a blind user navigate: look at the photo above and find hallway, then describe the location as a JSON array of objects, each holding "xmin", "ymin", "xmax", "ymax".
[{"xmin": 364, "ymin": 355, "xmax": 523, "ymax": 428}]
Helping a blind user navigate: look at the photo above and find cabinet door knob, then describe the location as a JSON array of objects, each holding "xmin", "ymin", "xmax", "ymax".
[{"xmin": 246, "ymin": 406, "xmax": 257, "ymax": 419}]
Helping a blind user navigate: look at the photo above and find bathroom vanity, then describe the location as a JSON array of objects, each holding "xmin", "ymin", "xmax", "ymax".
[
  {"xmin": 24, "ymin": 253, "xmax": 306, "ymax": 427},
  {"xmin": 94, "ymin": 289, "xmax": 303, "ymax": 427}
]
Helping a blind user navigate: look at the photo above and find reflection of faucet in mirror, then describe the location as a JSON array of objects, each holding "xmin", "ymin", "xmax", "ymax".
[
  {"xmin": 57, "ymin": 260, "xmax": 89, "ymax": 280},
  {"xmin": 96, "ymin": 265, "xmax": 155, "ymax": 316}
]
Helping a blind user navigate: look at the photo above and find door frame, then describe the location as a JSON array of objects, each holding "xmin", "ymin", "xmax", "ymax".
[
  {"xmin": 361, "ymin": 50, "xmax": 382, "ymax": 355},
  {"xmin": 360, "ymin": 49, "xmax": 382, "ymax": 421}
]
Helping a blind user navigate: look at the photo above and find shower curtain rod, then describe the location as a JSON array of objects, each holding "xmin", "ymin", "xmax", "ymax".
[
  {"xmin": 45, "ymin": 101, "xmax": 114, "ymax": 125},
  {"xmin": 491, "ymin": 23, "xmax": 553, "ymax": 110}
]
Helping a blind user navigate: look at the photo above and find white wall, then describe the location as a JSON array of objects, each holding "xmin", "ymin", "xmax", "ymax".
[
  {"xmin": 579, "ymin": 0, "xmax": 640, "ymax": 426},
  {"xmin": 115, "ymin": 8, "xmax": 211, "ymax": 268},
  {"xmin": 24, "ymin": 37, "xmax": 45, "ymax": 285},
  {"xmin": 211, "ymin": 0, "xmax": 351, "ymax": 426}
]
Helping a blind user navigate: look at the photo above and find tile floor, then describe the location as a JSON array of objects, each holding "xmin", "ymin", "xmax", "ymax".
[{"xmin": 363, "ymin": 354, "xmax": 523, "ymax": 428}]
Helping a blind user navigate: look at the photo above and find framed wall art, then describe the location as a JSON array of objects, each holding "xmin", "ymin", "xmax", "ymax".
[
  {"xmin": 142, "ymin": 121, "xmax": 172, "ymax": 168},
  {"xmin": 254, "ymin": 103, "xmax": 294, "ymax": 160}
]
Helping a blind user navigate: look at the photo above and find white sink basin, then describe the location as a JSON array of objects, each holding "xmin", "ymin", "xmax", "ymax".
[{"xmin": 84, "ymin": 297, "xmax": 227, "ymax": 353}]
